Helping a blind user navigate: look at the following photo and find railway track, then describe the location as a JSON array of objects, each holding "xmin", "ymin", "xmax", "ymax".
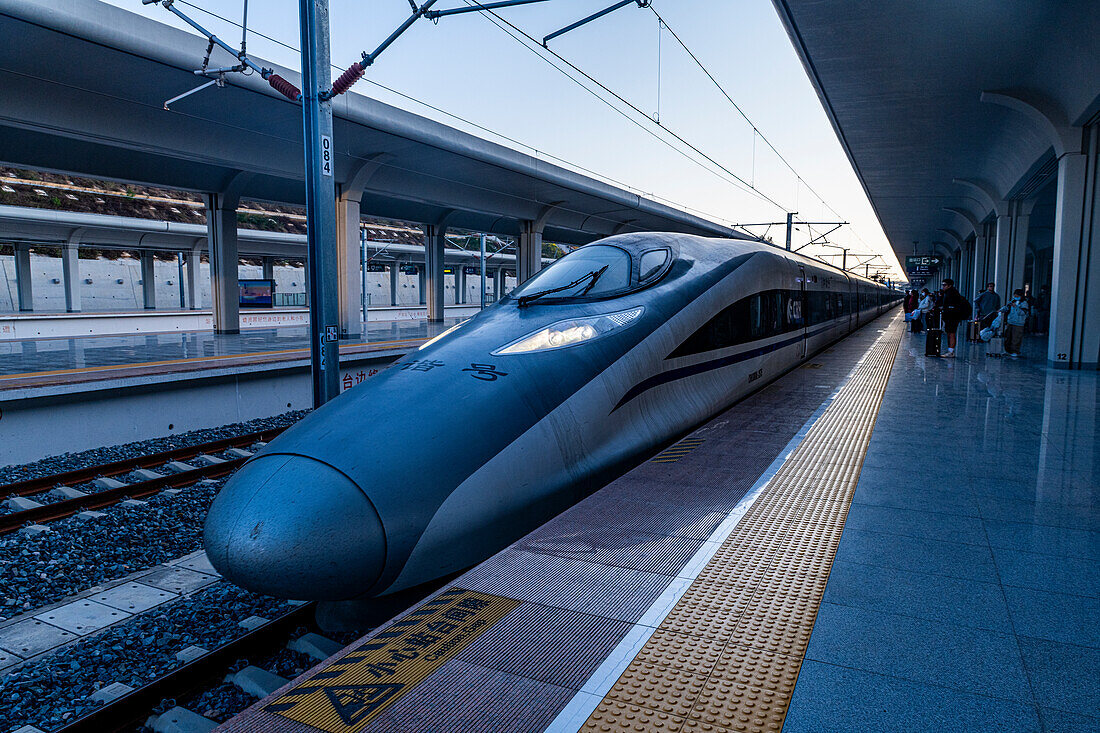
[
  {"xmin": 56, "ymin": 601, "xmax": 323, "ymax": 733},
  {"xmin": 0, "ymin": 428, "xmax": 286, "ymax": 534}
]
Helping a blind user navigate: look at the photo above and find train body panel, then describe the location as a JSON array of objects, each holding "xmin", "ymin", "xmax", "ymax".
[{"xmin": 204, "ymin": 233, "xmax": 901, "ymax": 600}]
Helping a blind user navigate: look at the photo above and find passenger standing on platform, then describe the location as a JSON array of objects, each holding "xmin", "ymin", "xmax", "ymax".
[
  {"xmin": 917, "ymin": 289, "xmax": 934, "ymax": 333},
  {"xmin": 939, "ymin": 279, "xmax": 971, "ymax": 357},
  {"xmin": 1000, "ymin": 289, "xmax": 1031, "ymax": 358},
  {"xmin": 903, "ymin": 290, "xmax": 919, "ymax": 332},
  {"xmin": 974, "ymin": 283, "xmax": 1001, "ymax": 329}
]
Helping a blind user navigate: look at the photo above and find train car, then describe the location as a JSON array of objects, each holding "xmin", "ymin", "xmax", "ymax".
[{"xmin": 204, "ymin": 233, "xmax": 900, "ymax": 600}]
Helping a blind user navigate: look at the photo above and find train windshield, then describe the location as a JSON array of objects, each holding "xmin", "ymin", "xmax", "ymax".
[{"xmin": 513, "ymin": 245, "xmax": 632, "ymax": 306}]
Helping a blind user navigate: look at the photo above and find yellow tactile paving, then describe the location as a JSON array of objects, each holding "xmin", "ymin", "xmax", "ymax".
[
  {"xmin": 584, "ymin": 701, "xmax": 687, "ymax": 732},
  {"xmin": 606, "ymin": 664, "xmax": 709, "ymax": 718},
  {"xmin": 581, "ymin": 317, "xmax": 903, "ymax": 733},
  {"xmin": 633, "ymin": 630, "xmax": 727, "ymax": 677}
]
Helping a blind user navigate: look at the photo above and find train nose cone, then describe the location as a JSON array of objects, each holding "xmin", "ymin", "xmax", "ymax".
[{"xmin": 204, "ymin": 454, "xmax": 385, "ymax": 600}]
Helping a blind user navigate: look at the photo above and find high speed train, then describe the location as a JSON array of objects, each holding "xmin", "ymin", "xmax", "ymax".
[{"xmin": 204, "ymin": 233, "xmax": 900, "ymax": 600}]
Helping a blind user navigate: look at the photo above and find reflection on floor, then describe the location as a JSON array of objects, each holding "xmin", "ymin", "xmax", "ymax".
[{"xmin": 785, "ymin": 329, "xmax": 1099, "ymax": 732}]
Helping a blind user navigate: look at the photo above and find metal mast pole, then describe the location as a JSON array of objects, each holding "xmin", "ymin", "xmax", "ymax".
[
  {"xmin": 785, "ymin": 212, "xmax": 794, "ymax": 251},
  {"xmin": 360, "ymin": 227, "xmax": 367, "ymax": 330},
  {"xmin": 479, "ymin": 233, "xmax": 487, "ymax": 309},
  {"xmin": 177, "ymin": 252, "xmax": 186, "ymax": 308},
  {"xmin": 299, "ymin": 0, "xmax": 339, "ymax": 405}
]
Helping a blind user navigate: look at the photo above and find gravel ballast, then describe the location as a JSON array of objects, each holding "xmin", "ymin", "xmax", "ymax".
[
  {"xmin": 0, "ymin": 410, "xmax": 309, "ymax": 486},
  {"xmin": 0, "ymin": 481, "xmax": 224, "ymax": 616},
  {"xmin": 0, "ymin": 583, "xmax": 296, "ymax": 733}
]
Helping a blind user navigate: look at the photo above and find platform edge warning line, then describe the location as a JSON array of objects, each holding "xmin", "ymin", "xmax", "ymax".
[
  {"xmin": 577, "ymin": 316, "xmax": 903, "ymax": 733},
  {"xmin": 264, "ymin": 589, "xmax": 520, "ymax": 733}
]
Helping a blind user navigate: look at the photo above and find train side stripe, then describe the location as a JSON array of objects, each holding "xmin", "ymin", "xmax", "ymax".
[{"xmin": 612, "ymin": 323, "xmax": 839, "ymax": 412}]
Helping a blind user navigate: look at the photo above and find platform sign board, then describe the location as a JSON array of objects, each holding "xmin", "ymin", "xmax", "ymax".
[
  {"xmin": 905, "ymin": 255, "xmax": 942, "ymax": 275},
  {"xmin": 400, "ymin": 265, "xmax": 419, "ymax": 275},
  {"xmin": 238, "ymin": 279, "xmax": 275, "ymax": 308},
  {"xmin": 366, "ymin": 263, "xmax": 387, "ymax": 273},
  {"xmin": 266, "ymin": 588, "xmax": 520, "ymax": 732}
]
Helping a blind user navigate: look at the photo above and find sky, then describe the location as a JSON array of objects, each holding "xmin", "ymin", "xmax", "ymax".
[{"xmin": 105, "ymin": 0, "xmax": 903, "ymax": 279}]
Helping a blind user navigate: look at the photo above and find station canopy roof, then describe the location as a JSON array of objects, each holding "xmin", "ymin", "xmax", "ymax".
[{"xmin": 771, "ymin": 0, "xmax": 1100, "ymax": 263}]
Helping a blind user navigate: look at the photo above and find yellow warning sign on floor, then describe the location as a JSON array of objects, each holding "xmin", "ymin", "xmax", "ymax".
[{"xmin": 266, "ymin": 588, "xmax": 520, "ymax": 732}]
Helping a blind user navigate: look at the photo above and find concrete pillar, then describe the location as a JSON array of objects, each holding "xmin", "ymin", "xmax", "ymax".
[
  {"xmin": 493, "ymin": 268, "xmax": 505, "ymax": 301},
  {"xmin": 417, "ymin": 265, "xmax": 426, "ymax": 305},
  {"xmin": 61, "ymin": 242, "xmax": 80, "ymax": 312},
  {"xmin": 1007, "ymin": 207, "xmax": 1030, "ymax": 297},
  {"xmin": 335, "ymin": 192, "xmax": 363, "ymax": 338},
  {"xmin": 13, "ymin": 243, "xmax": 32, "ymax": 311},
  {"xmin": 262, "ymin": 256, "xmax": 274, "ymax": 280},
  {"xmin": 185, "ymin": 245, "xmax": 202, "ymax": 311},
  {"xmin": 424, "ymin": 225, "xmax": 446, "ymax": 322},
  {"xmin": 970, "ymin": 231, "xmax": 986, "ymax": 298},
  {"xmin": 455, "ymin": 265, "xmax": 466, "ymax": 305},
  {"xmin": 389, "ymin": 264, "xmax": 399, "ymax": 306},
  {"xmin": 517, "ymin": 222, "xmax": 543, "ymax": 285},
  {"xmin": 140, "ymin": 250, "xmax": 156, "ymax": 309},
  {"xmin": 958, "ymin": 241, "xmax": 971, "ymax": 299},
  {"xmin": 1048, "ymin": 147, "xmax": 1098, "ymax": 368},
  {"xmin": 203, "ymin": 192, "xmax": 240, "ymax": 334},
  {"xmin": 992, "ymin": 212, "xmax": 1014, "ymax": 300}
]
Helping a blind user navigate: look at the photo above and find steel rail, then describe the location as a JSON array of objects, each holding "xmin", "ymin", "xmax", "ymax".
[
  {"xmin": 0, "ymin": 427, "xmax": 286, "ymax": 499},
  {"xmin": 0, "ymin": 460, "xmax": 245, "ymax": 534},
  {"xmin": 56, "ymin": 602, "xmax": 318, "ymax": 733}
]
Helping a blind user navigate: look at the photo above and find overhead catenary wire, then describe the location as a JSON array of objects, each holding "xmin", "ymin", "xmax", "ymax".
[
  {"xmin": 168, "ymin": 0, "xmax": 744, "ymax": 230},
  {"xmin": 467, "ymin": 0, "xmax": 790, "ymax": 214},
  {"xmin": 646, "ymin": 2, "xmax": 893, "ymax": 270},
  {"xmin": 646, "ymin": 4, "xmax": 837, "ymax": 219}
]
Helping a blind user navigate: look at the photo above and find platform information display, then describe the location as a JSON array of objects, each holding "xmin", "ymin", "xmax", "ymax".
[
  {"xmin": 238, "ymin": 279, "xmax": 275, "ymax": 308},
  {"xmin": 905, "ymin": 255, "xmax": 942, "ymax": 275}
]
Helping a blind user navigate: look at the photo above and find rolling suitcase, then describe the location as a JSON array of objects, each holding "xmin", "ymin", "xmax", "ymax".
[
  {"xmin": 925, "ymin": 328, "xmax": 942, "ymax": 356},
  {"xmin": 967, "ymin": 320, "xmax": 981, "ymax": 342},
  {"xmin": 987, "ymin": 333, "xmax": 1006, "ymax": 357}
]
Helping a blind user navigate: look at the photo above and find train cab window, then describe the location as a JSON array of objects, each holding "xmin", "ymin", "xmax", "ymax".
[
  {"xmin": 639, "ymin": 250, "xmax": 669, "ymax": 282},
  {"xmin": 512, "ymin": 244, "xmax": 631, "ymax": 305}
]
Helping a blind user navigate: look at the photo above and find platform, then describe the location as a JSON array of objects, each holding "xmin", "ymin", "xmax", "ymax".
[
  {"xmin": 218, "ymin": 313, "xmax": 1097, "ymax": 733},
  {"xmin": 0, "ymin": 317, "xmax": 464, "ymax": 392},
  {"xmin": 0, "ymin": 317, "xmax": 462, "ymax": 466}
]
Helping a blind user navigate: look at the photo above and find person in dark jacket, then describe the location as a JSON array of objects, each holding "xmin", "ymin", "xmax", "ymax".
[
  {"xmin": 974, "ymin": 283, "xmax": 1001, "ymax": 329},
  {"xmin": 939, "ymin": 278, "xmax": 971, "ymax": 357},
  {"xmin": 903, "ymin": 290, "xmax": 921, "ymax": 332}
]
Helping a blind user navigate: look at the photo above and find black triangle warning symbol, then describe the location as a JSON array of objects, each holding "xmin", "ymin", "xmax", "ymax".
[{"xmin": 324, "ymin": 684, "xmax": 403, "ymax": 726}]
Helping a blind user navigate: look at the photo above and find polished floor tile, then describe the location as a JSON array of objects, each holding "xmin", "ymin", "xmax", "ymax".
[
  {"xmin": 822, "ymin": 560, "xmax": 1014, "ymax": 633},
  {"xmin": 1003, "ymin": 586, "xmax": 1100, "ymax": 648},
  {"xmin": 993, "ymin": 546, "xmax": 1100, "ymax": 598},
  {"xmin": 806, "ymin": 602, "xmax": 1032, "ymax": 701},
  {"xmin": 783, "ymin": 661, "xmax": 1041, "ymax": 733},
  {"xmin": 843, "ymin": 502, "xmax": 988, "ymax": 545},
  {"xmin": 834, "ymin": 528, "xmax": 1000, "ymax": 584},
  {"xmin": 1018, "ymin": 636, "xmax": 1100, "ymax": 719}
]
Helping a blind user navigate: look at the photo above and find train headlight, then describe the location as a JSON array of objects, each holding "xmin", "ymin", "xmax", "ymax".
[{"xmin": 493, "ymin": 307, "xmax": 644, "ymax": 355}]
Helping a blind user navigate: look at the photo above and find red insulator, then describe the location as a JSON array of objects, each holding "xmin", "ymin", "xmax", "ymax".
[
  {"xmin": 268, "ymin": 74, "xmax": 301, "ymax": 101},
  {"xmin": 331, "ymin": 62, "xmax": 365, "ymax": 96}
]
